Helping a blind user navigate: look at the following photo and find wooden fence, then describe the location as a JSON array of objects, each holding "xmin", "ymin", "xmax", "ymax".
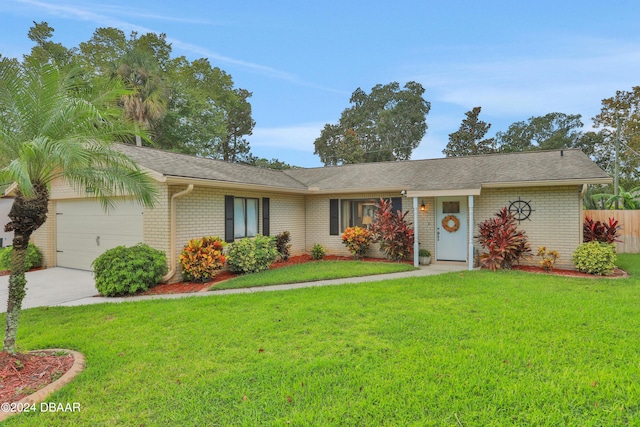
[{"xmin": 583, "ymin": 210, "xmax": 640, "ymax": 253}]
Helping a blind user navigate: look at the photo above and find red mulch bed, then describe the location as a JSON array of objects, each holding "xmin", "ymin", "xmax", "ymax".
[
  {"xmin": 512, "ymin": 265, "xmax": 628, "ymax": 279},
  {"xmin": 141, "ymin": 254, "xmax": 412, "ymax": 295},
  {"xmin": 0, "ymin": 350, "xmax": 74, "ymax": 404}
]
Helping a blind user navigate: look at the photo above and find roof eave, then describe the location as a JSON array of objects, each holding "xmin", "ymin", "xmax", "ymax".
[
  {"xmin": 164, "ymin": 176, "xmax": 309, "ymax": 194},
  {"xmin": 307, "ymin": 186, "xmax": 407, "ymax": 195},
  {"xmin": 481, "ymin": 177, "xmax": 612, "ymax": 188}
]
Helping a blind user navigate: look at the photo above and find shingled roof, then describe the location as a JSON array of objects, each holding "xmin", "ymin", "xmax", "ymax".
[
  {"xmin": 115, "ymin": 145, "xmax": 611, "ymax": 194},
  {"xmin": 284, "ymin": 149, "xmax": 612, "ymax": 195},
  {"xmin": 115, "ymin": 144, "xmax": 308, "ymax": 191}
]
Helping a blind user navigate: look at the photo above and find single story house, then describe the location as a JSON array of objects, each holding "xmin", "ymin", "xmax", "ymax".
[{"xmin": 24, "ymin": 145, "xmax": 611, "ymax": 280}]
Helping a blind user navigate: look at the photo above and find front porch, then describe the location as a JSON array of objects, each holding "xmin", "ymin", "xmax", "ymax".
[{"xmin": 408, "ymin": 193, "xmax": 479, "ymax": 271}]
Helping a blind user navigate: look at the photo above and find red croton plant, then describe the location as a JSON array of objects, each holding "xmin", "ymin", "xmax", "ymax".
[
  {"xmin": 369, "ymin": 198, "xmax": 415, "ymax": 261},
  {"xmin": 476, "ymin": 207, "xmax": 532, "ymax": 271},
  {"xmin": 583, "ymin": 216, "xmax": 622, "ymax": 244}
]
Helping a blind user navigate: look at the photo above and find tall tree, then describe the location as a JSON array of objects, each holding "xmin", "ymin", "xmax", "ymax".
[
  {"xmin": 23, "ymin": 21, "xmax": 76, "ymax": 69},
  {"xmin": 222, "ymin": 88, "xmax": 255, "ymax": 162},
  {"xmin": 592, "ymin": 86, "xmax": 640, "ymax": 189},
  {"xmin": 497, "ymin": 113, "xmax": 583, "ymax": 152},
  {"xmin": 0, "ymin": 61, "xmax": 157, "ymax": 354},
  {"xmin": 111, "ymin": 48, "xmax": 169, "ymax": 146},
  {"xmin": 154, "ymin": 57, "xmax": 233, "ymax": 158},
  {"xmin": 22, "ymin": 22, "xmax": 261, "ymax": 164},
  {"xmin": 443, "ymin": 106, "xmax": 495, "ymax": 156},
  {"xmin": 77, "ymin": 26, "xmax": 255, "ymax": 161},
  {"xmin": 314, "ymin": 81, "xmax": 430, "ymax": 165},
  {"xmin": 313, "ymin": 125, "xmax": 365, "ymax": 166}
]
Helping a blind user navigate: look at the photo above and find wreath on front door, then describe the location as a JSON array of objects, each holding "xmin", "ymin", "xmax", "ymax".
[{"xmin": 442, "ymin": 215, "xmax": 460, "ymax": 233}]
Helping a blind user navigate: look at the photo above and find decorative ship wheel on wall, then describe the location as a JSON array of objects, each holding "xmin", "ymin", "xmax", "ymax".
[{"xmin": 508, "ymin": 197, "xmax": 534, "ymax": 222}]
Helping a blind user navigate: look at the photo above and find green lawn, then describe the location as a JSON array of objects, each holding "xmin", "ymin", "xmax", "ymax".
[
  {"xmin": 211, "ymin": 260, "xmax": 416, "ymax": 290},
  {"xmin": 2, "ymin": 254, "xmax": 640, "ymax": 426}
]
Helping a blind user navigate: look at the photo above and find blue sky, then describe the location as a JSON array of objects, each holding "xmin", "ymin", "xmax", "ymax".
[{"xmin": 1, "ymin": 0, "xmax": 639, "ymax": 167}]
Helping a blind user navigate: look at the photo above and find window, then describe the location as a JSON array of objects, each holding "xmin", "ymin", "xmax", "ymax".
[
  {"xmin": 330, "ymin": 197, "xmax": 402, "ymax": 235},
  {"xmin": 234, "ymin": 198, "xmax": 259, "ymax": 239},
  {"xmin": 224, "ymin": 196, "xmax": 264, "ymax": 242},
  {"xmin": 341, "ymin": 199, "xmax": 377, "ymax": 230},
  {"xmin": 442, "ymin": 201, "xmax": 460, "ymax": 214}
]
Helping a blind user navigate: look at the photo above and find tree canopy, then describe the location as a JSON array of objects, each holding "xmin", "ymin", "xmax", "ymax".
[
  {"xmin": 17, "ymin": 22, "xmax": 256, "ymax": 163},
  {"xmin": 314, "ymin": 81, "xmax": 430, "ymax": 165},
  {"xmin": 443, "ymin": 106, "xmax": 495, "ymax": 157},
  {"xmin": 592, "ymin": 86, "xmax": 640, "ymax": 189},
  {"xmin": 496, "ymin": 112, "xmax": 584, "ymax": 152}
]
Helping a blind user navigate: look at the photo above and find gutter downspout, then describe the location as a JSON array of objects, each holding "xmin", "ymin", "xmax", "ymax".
[{"xmin": 161, "ymin": 184, "xmax": 194, "ymax": 282}]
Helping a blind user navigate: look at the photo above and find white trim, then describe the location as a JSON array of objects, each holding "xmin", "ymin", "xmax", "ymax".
[
  {"xmin": 468, "ymin": 195, "xmax": 474, "ymax": 271},
  {"xmin": 407, "ymin": 188, "xmax": 481, "ymax": 197}
]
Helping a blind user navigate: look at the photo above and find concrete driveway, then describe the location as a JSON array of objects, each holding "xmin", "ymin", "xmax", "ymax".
[{"xmin": 0, "ymin": 268, "xmax": 96, "ymax": 313}]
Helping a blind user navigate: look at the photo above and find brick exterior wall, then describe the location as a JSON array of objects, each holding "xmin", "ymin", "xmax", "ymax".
[
  {"xmin": 304, "ymin": 192, "xmax": 410, "ymax": 258},
  {"xmin": 415, "ymin": 197, "xmax": 435, "ymax": 258},
  {"xmin": 473, "ymin": 186, "xmax": 583, "ymax": 269},
  {"xmin": 167, "ymin": 185, "xmax": 306, "ymax": 281},
  {"xmin": 143, "ymin": 184, "xmax": 170, "ymax": 267}
]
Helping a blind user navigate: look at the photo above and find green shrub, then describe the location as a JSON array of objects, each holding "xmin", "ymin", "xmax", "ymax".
[
  {"xmin": 311, "ymin": 243, "xmax": 326, "ymax": 260},
  {"xmin": 227, "ymin": 235, "xmax": 278, "ymax": 274},
  {"xmin": 275, "ymin": 231, "xmax": 292, "ymax": 261},
  {"xmin": 0, "ymin": 243, "xmax": 43, "ymax": 271},
  {"xmin": 93, "ymin": 243, "xmax": 167, "ymax": 297},
  {"xmin": 179, "ymin": 236, "xmax": 226, "ymax": 282},
  {"xmin": 572, "ymin": 241, "xmax": 616, "ymax": 276}
]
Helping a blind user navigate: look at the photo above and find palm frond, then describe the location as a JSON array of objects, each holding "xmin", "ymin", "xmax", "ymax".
[{"xmin": 0, "ymin": 61, "xmax": 157, "ymax": 208}]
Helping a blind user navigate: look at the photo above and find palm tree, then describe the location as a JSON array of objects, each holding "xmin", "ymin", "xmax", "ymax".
[
  {"xmin": 593, "ymin": 186, "xmax": 640, "ymax": 210},
  {"xmin": 0, "ymin": 60, "xmax": 157, "ymax": 354},
  {"xmin": 111, "ymin": 49, "xmax": 169, "ymax": 146}
]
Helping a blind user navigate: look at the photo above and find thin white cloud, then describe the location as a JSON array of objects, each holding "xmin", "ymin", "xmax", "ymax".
[
  {"xmin": 411, "ymin": 37, "xmax": 640, "ymax": 120},
  {"xmin": 10, "ymin": 0, "xmax": 344, "ymax": 93},
  {"xmin": 12, "ymin": 0, "xmax": 214, "ymax": 25},
  {"xmin": 251, "ymin": 122, "xmax": 325, "ymax": 152}
]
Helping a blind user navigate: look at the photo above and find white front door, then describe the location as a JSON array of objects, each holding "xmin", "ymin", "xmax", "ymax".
[{"xmin": 436, "ymin": 197, "xmax": 467, "ymax": 261}]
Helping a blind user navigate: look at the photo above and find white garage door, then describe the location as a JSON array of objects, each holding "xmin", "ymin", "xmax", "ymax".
[{"xmin": 56, "ymin": 199, "xmax": 144, "ymax": 270}]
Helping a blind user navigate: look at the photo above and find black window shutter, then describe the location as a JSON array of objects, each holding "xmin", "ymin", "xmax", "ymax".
[
  {"xmin": 391, "ymin": 197, "xmax": 403, "ymax": 215},
  {"xmin": 329, "ymin": 199, "xmax": 339, "ymax": 235},
  {"xmin": 224, "ymin": 195, "xmax": 234, "ymax": 242},
  {"xmin": 262, "ymin": 197, "xmax": 270, "ymax": 236}
]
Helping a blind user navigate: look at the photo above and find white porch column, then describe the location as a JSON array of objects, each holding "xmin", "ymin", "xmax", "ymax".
[
  {"xmin": 468, "ymin": 195, "xmax": 474, "ymax": 270},
  {"xmin": 413, "ymin": 196, "xmax": 419, "ymax": 268}
]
